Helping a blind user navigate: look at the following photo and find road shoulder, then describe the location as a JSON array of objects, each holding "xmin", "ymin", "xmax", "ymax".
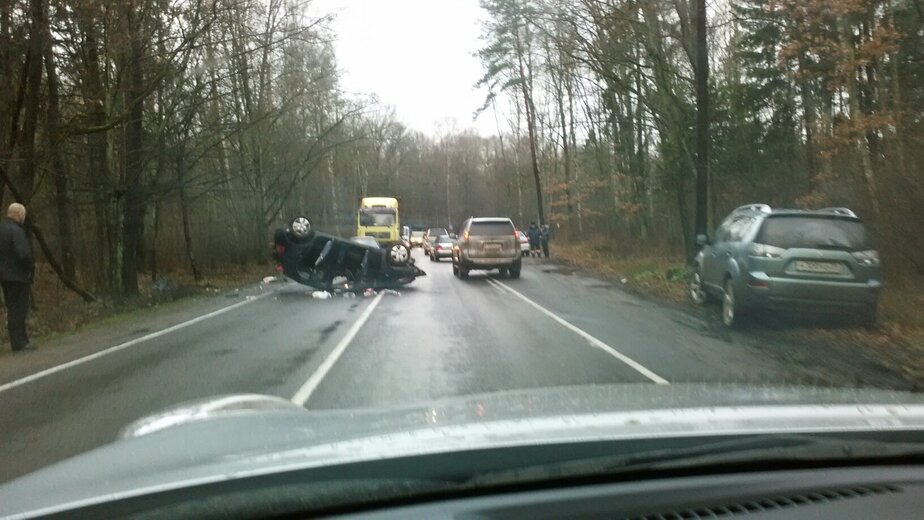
[{"xmin": 0, "ymin": 284, "xmax": 272, "ymax": 387}]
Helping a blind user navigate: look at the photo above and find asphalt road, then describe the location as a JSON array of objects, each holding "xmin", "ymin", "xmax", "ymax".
[{"xmin": 0, "ymin": 249, "xmax": 903, "ymax": 483}]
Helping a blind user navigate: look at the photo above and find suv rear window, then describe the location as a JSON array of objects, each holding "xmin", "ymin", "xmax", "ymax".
[
  {"xmin": 756, "ymin": 216, "xmax": 872, "ymax": 251},
  {"xmin": 469, "ymin": 221, "xmax": 514, "ymax": 236}
]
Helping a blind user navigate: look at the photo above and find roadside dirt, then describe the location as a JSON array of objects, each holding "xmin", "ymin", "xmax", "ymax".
[{"xmin": 552, "ymin": 242, "xmax": 924, "ymax": 391}]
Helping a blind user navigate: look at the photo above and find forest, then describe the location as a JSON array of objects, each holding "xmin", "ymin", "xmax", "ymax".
[{"xmin": 0, "ymin": 0, "xmax": 921, "ymax": 301}]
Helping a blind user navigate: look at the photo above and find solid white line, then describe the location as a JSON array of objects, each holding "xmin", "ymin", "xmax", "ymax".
[
  {"xmin": 291, "ymin": 292, "xmax": 384, "ymax": 406},
  {"xmin": 0, "ymin": 292, "xmax": 272, "ymax": 394},
  {"xmin": 486, "ymin": 278, "xmax": 669, "ymax": 385}
]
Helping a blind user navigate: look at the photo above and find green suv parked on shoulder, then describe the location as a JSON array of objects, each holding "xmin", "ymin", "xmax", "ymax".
[{"xmin": 691, "ymin": 204, "xmax": 881, "ymax": 328}]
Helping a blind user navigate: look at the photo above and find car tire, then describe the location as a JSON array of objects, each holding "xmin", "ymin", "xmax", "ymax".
[
  {"xmin": 690, "ymin": 270, "xmax": 708, "ymax": 305},
  {"xmin": 509, "ymin": 260, "xmax": 521, "ymax": 279},
  {"xmin": 387, "ymin": 243, "xmax": 411, "ymax": 266},
  {"xmin": 287, "ymin": 216, "xmax": 314, "ymax": 243},
  {"xmin": 861, "ymin": 305, "xmax": 879, "ymax": 330},
  {"xmin": 721, "ymin": 278, "xmax": 742, "ymax": 328}
]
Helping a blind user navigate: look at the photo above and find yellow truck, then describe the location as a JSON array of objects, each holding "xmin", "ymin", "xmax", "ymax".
[{"xmin": 357, "ymin": 197, "xmax": 400, "ymax": 245}]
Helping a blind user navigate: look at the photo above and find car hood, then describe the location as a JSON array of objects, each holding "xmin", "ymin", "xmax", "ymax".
[{"xmin": 2, "ymin": 383, "xmax": 924, "ymax": 517}]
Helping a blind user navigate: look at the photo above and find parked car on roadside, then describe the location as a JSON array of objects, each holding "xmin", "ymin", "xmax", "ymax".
[
  {"xmin": 423, "ymin": 227, "xmax": 448, "ymax": 255},
  {"xmin": 453, "ymin": 217, "xmax": 521, "ymax": 279},
  {"xmin": 690, "ymin": 204, "xmax": 881, "ymax": 328},
  {"xmin": 429, "ymin": 235, "xmax": 455, "ymax": 262},
  {"xmin": 424, "ymin": 227, "xmax": 448, "ymax": 242},
  {"xmin": 517, "ymin": 231, "xmax": 530, "ymax": 254},
  {"xmin": 410, "ymin": 231, "xmax": 425, "ymax": 248}
]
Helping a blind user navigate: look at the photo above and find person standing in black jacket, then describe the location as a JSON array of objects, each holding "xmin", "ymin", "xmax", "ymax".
[{"xmin": 0, "ymin": 203, "xmax": 35, "ymax": 351}]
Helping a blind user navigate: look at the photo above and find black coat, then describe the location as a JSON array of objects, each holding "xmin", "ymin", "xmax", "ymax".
[{"xmin": 0, "ymin": 219, "xmax": 34, "ymax": 283}]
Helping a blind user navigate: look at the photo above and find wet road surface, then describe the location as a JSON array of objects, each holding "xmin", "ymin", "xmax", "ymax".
[{"xmin": 0, "ymin": 249, "xmax": 899, "ymax": 482}]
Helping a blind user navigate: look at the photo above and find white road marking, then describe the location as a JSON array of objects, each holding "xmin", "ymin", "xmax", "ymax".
[
  {"xmin": 291, "ymin": 292, "xmax": 384, "ymax": 406},
  {"xmin": 0, "ymin": 292, "xmax": 272, "ymax": 394},
  {"xmin": 486, "ymin": 278, "xmax": 670, "ymax": 385}
]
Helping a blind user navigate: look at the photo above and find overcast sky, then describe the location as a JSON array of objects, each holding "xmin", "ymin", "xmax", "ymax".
[{"xmin": 311, "ymin": 0, "xmax": 499, "ymax": 137}]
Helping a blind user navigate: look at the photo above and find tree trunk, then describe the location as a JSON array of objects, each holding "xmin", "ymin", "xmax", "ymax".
[
  {"xmin": 77, "ymin": 7, "xmax": 114, "ymax": 289},
  {"xmin": 177, "ymin": 147, "xmax": 201, "ymax": 282},
  {"xmin": 838, "ymin": 17, "xmax": 879, "ymax": 218},
  {"xmin": 43, "ymin": 25, "xmax": 77, "ymax": 280},
  {"xmin": 16, "ymin": 0, "xmax": 44, "ymax": 202},
  {"xmin": 120, "ymin": 5, "xmax": 146, "ymax": 296},
  {"xmin": 512, "ymin": 21, "xmax": 545, "ymax": 226},
  {"xmin": 693, "ymin": 0, "xmax": 709, "ymax": 238}
]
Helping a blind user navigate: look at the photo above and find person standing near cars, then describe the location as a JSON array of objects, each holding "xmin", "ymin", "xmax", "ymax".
[
  {"xmin": 540, "ymin": 224, "xmax": 550, "ymax": 258},
  {"xmin": 526, "ymin": 222, "xmax": 542, "ymax": 257},
  {"xmin": 0, "ymin": 203, "xmax": 35, "ymax": 352}
]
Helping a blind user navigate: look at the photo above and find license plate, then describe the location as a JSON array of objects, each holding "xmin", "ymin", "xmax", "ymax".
[
  {"xmin": 794, "ymin": 260, "xmax": 845, "ymax": 274},
  {"xmin": 485, "ymin": 242, "xmax": 502, "ymax": 253}
]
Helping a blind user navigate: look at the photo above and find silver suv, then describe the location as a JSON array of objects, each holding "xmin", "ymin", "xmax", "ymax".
[
  {"xmin": 691, "ymin": 204, "xmax": 881, "ymax": 328},
  {"xmin": 453, "ymin": 217, "xmax": 521, "ymax": 279}
]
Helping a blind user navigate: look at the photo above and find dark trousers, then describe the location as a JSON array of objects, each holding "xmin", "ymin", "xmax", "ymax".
[
  {"xmin": 541, "ymin": 240, "xmax": 549, "ymax": 258},
  {"xmin": 2, "ymin": 281, "xmax": 30, "ymax": 350}
]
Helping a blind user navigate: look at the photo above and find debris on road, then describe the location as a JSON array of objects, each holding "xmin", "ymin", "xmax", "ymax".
[
  {"xmin": 261, "ymin": 276, "xmax": 277, "ymax": 284},
  {"xmin": 312, "ymin": 291, "xmax": 332, "ymax": 300}
]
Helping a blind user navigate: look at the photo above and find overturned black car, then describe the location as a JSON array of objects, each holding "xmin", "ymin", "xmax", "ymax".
[{"xmin": 272, "ymin": 217, "xmax": 426, "ymax": 291}]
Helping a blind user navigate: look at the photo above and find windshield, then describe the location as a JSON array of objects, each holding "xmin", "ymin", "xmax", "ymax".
[
  {"xmin": 470, "ymin": 221, "xmax": 515, "ymax": 236},
  {"xmin": 359, "ymin": 208, "xmax": 396, "ymax": 227},
  {"xmin": 756, "ymin": 217, "xmax": 873, "ymax": 251},
  {"xmin": 2, "ymin": 0, "xmax": 921, "ymax": 513}
]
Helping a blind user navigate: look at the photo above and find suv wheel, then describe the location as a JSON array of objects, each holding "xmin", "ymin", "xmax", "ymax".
[
  {"xmin": 387, "ymin": 243, "xmax": 410, "ymax": 266},
  {"xmin": 861, "ymin": 305, "xmax": 879, "ymax": 330},
  {"xmin": 509, "ymin": 260, "xmax": 521, "ymax": 279},
  {"xmin": 721, "ymin": 279, "xmax": 741, "ymax": 328},
  {"xmin": 690, "ymin": 271, "xmax": 707, "ymax": 305}
]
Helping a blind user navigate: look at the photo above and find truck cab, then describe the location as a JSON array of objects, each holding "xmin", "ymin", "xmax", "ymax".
[{"xmin": 357, "ymin": 197, "xmax": 400, "ymax": 246}]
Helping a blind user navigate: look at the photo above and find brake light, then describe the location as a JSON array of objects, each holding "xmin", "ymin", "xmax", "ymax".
[{"xmin": 437, "ymin": 245, "xmax": 443, "ymax": 250}]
